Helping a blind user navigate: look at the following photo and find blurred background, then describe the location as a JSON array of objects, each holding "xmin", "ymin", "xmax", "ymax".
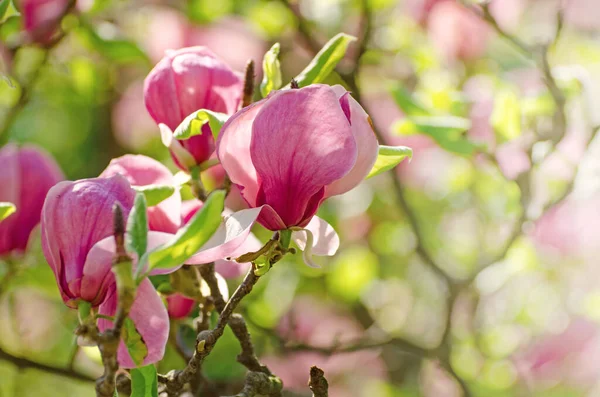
[{"xmin": 2, "ymin": 0, "xmax": 600, "ymax": 396}]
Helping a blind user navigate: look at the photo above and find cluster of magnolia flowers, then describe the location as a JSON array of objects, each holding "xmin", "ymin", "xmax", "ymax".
[{"xmin": 0, "ymin": 45, "xmax": 390, "ymax": 369}]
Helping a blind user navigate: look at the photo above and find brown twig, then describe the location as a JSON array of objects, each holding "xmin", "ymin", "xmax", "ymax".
[
  {"xmin": 242, "ymin": 60, "xmax": 255, "ymax": 108},
  {"xmin": 162, "ymin": 265, "xmax": 264, "ymax": 395},
  {"xmin": 0, "ymin": 0, "xmax": 76, "ymax": 146},
  {"xmin": 199, "ymin": 263, "xmax": 274, "ymax": 375},
  {"xmin": 93, "ymin": 204, "xmax": 137, "ymax": 397},
  {"xmin": 223, "ymin": 371, "xmax": 283, "ymax": 397},
  {"xmin": 0, "ymin": 347, "xmax": 95, "ymax": 383},
  {"xmin": 308, "ymin": 366, "xmax": 328, "ymax": 397}
]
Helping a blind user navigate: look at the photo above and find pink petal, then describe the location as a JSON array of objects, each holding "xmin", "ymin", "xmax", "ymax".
[
  {"xmin": 84, "ymin": 232, "xmax": 180, "ymax": 280},
  {"xmin": 98, "ymin": 279, "xmax": 169, "ymax": 368},
  {"xmin": 41, "ymin": 175, "xmax": 135, "ymax": 308},
  {"xmin": 167, "ymin": 293, "xmax": 196, "ymax": 319},
  {"xmin": 250, "ymin": 85, "xmax": 357, "ymax": 228},
  {"xmin": 100, "ymin": 155, "xmax": 182, "ymax": 234},
  {"xmin": 144, "ymin": 47, "xmax": 243, "ymax": 130},
  {"xmin": 325, "ymin": 86, "xmax": 379, "ymax": 197},
  {"xmin": 0, "ymin": 144, "xmax": 64, "ymax": 255},
  {"xmin": 216, "ymin": 99, "xmax": 267, "ymax": 207},
  {"xmin": 215, "ymin": 231, "xmax": 262, "ymax": 278},
  {"xmin": 186, "ymin": 207, "xmax": 263, "ymax": 264},
  {"xmin": 292, "ymin": 216, "xmax": 340, "ymax": 256}
]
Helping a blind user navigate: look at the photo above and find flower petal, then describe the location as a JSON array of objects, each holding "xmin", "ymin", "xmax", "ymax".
[
  {"xmin": 215, "ymin": 231, "xmax": 262, "ymax": 278},
  {"xmin": 325, "ymin": 85, "xmax": 379, "ymax": 197},
  {"xmin": 292, "ymin": 216, "xmax": 340, "ymax": 256},
  {"xmin": 98, "ymin": 279, "xmax": 169, "ymax": 368},
  {"xmin": 250, "ymin": 85, "xmax": 357, "ymax": 227},
  {"xmin": 100, "ymin": 155, "xmax": 182, "ymax": 234},
  {"xmin": 186, "ymin": 207, "xmax": 263, "ymax": 264},
  {"xmin": 216, "ymin": 99, "xmax": 267, "ymax": 207}
]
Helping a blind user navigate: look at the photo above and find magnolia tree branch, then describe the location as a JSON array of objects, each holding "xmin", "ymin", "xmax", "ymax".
[
  {"xmin": 162, "ymin": 265, "xmax": 265, "ymax": 395},
  {"xmin": 95, "ymin": 204, "xmax": 136, "ymax": 397},
  {"xmin": 0, "ymin": 0, "xmax": 77, "ymax": 145},
  {"xmin": 0, "ymin": 347, "xmax": 95, "ymax": 383},
  {"xmin": 223, "ymin": 371, "xmax": 283, "ymax": 397},
  {"xmin": 199, "ymin": 263, "xmax": 273, "ymax": 375},
  {"xmin": 308, "ymin": 366, "xmax": 328, "ymax": 397}
]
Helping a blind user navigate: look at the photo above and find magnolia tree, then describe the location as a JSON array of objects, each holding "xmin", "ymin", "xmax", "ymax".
[{"xmin": 1, "ymin": 0, "xmax": 600, "ymax": 396}]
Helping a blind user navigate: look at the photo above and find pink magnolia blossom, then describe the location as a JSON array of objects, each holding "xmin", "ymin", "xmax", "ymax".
[
  {"xmin": 21, "ymin": 0, "xmax": 70, "ymax": 45},
  {"xmin": 144, "ymin": 46, "xmax": 243, "ymax": 171},
  {"xmin": 41, "ymin": 175, "xmax": 136, "ymax": 308},
  {"xmin": 100, "ymin": 155, "xmax": 182, "ymax": 234},
  {"xmin": 41, "ymin": 175, "xmax": 179, "ymax": 368},
  {"xmin": 216, "ymin": 84, "xmax": 378, "ymax": 265},
  {"xmin": 0, "ymin": 144, "xmax": 64, "ymax": 256},
  {"xmin": 167, "ymin": 293, "xmax": 196, "ymax": 319},
  {"xmin": 427, "ymin": 1, "xmax": 490, "ymax": 61},
  {"xmin": 262, "ymin": 297, "xmax": 386, "ymax": 395}
]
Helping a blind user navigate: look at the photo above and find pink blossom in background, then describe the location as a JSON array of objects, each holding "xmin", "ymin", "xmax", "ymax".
[
  {"xmin": 21, "ymin": 0, "xmax": 70, "ymax": 45},
  {"xmin": 167, "ymin": 293, "xmax": 196, "ymax": 319},
  {"xmin": 427, "ymin": 1, "xmax": 490, "ymax": 61},
  {"xmin": 0, "ymin": 144, "xmax": 64, "ymax": 256},
  {"xmin": 144, "ymin": 46, "xmax": 243, "ymax": 171},
  {"xmin": 532, "ymin": 195, "xmax": 600, "ymax": 257},
  {"xmin": 100, "ymin": 154, "xmax": 182, "ymax": 234},
  {"xmin": 564, "ymin": 0, "xmax": 600, "ymax": 31},
  {"xmin": 112, "ymin": 81, "xmax": 159, "ymax": 151},
  {"xmin": 514, "ymin": 318, "xmax": 600, "ymax": 390},
  {"xmin": 261, "ymin": 297, "xmax": 387, "ymax": 395}
]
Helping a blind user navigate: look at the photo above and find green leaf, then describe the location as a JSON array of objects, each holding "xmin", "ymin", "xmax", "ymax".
[
  {"xmin": 394, "ymin": 116, "xmax": 480, "ymax": 156},
  {"xmin": 131, "ymin": 365, "xmax": 158, "ymax": 397},
  {"xmin": 0, "ymin": 0, "xmax": 10, "ymax": 19},
  {"xmin": 145, "ymin": 190, "xmax": 225, "ymax": 271},
  {"xmin": 173, "ymin": 109, "xmax": 229, "ymax": 141},
  {"xmin": 293, "ymin": 33, "xmax": 356, "ymax": 87},
  {"xmin": 122, "ymin": 317, "xmax": 148, "ymax": 367},
  {"xmin": 0, "ymin": 16, "xmax": 21, "ymax": 47},
  {"xmin": 133, "ymin": 184, "xmax": 175, "ymax": 207},
  {"xmin": 260, "ymin": 43, "xmax": 282, "ymax": 97},
  {"xmin": 389, "ymin": 84, "xmax": 430, "ymax": 116},
  {"xmin": 77, "ymin": 25, "xmax": 150, "ymax": 65},
  {"xmin": 0, "ymin": 202, "xmax": 16, "ymax": 222},
  {"xmin": 367, "ymin": 146, "xmax": 413, "ymax": 178},
  {"xmin": 492, "ymin": 89, "xmax": 521, "ymax": 142},
  {"xmin": 127, "ymin": 193, "xmax": 148, "ymax": 262}
]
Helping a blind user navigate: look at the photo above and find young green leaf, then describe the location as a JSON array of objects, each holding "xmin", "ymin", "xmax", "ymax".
[
  {"xmin": 293, "ymin": 33, "xmax": 357, "ymax": 87},
  {"xmin": 0, "ymin": 0, "xmax": 10, "ymax": 19},
  {"xmin": 260, "ymin": 43, "xmax": 282, "ymax": 97},
  {"xmin": 389, "ymin": 84, "xmax": 430, "ymax": 117},
  {"xmin": 127, "ymin": 193, "xmax": 148, "ymax": 262},
  {"xmin": 367, "ymin": 146, "xmax": 413, "ymax": 179},
  {"xmin": 122, "ymin": 317, "xmax": 148, "ymax": 367},
  {"xmin": 131, "ymin": 365, "xmax": 158, "ymax": 397},
  {"xmin": 173, "ymin": 109, "xmax": 229, "ymax": 140},
  {"xmin": 394, "ymin": 116, "xmax": 479, "ymax": 156},
  {"xmin": 77, "ymin": 24, "xmax": 150, "ymax": 66},
  {"xmin": 0, "ymin": 202, "xmax": 16, "ymax": 222},
  {"xmin": 133, "ymin": 185, "xmax": 175, "ymax": 207},
  {"xmin": 145, "ymin": 190, "xmax": 225, "ymax": 271}
]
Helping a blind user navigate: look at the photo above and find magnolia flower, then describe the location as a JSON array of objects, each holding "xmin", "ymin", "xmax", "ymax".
[
  {"xmin": 144, "ymin": 46, "xmax": 243, "ymax": 171},
  {"xmin": 216, "ymin": 84, "xmax": 378, "ymax": 265},
  {"xmin": 0, "ymin": 144, "xmax": 64, "ymax": 256},
  {"xmin": 41, "ymin": 175, "xmax": 136, "ymax": 308},
  {"xmin": 21, "ymin": 0, "xmax": 70, "ymax": 45},
  {"xmin": 100, "ymin": 154, "xmax": 182, "ymax": 234},
  {"xmin": 41, "ymin": 175, "xmax": 177, "ymax": 368}
]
